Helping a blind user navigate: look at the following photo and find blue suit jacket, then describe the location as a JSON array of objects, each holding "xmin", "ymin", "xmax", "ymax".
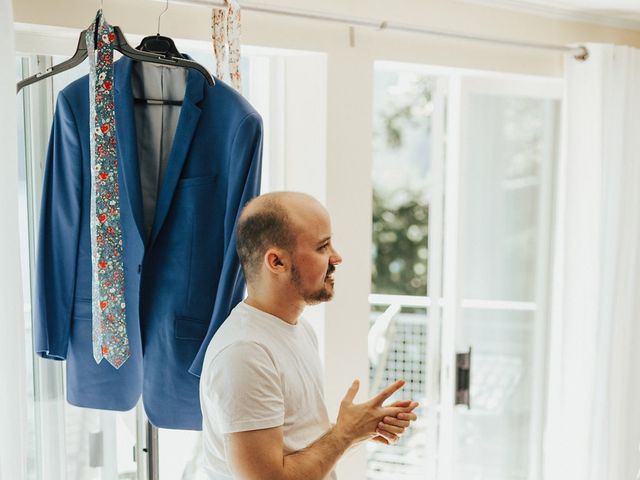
[{"xmin": 35, "ymin": 57, "xmax": 262, "ymax": 430}]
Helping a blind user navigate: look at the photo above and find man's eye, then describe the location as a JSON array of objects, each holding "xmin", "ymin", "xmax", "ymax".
[{"xmin": 319, "ymin": 244, "xmax": 329, "ymax": 251}]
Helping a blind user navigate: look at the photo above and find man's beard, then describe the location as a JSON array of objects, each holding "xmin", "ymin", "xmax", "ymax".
[{"xmin": 290, "ymin": 262, "xmax": 335, "ymax": 305}]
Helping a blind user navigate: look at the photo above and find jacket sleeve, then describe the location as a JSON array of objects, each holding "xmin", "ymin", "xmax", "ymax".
[
  {"xmin": 188, "ymin": 112, "xmax": 263, "ymax": 377},
  {"xmin": 34, "ymin": 91, "xmax": 83, "ymax": 360}
]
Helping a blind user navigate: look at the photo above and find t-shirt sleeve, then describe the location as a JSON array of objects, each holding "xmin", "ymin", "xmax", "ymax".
[{"xmin": 202, "ymin": 341, "xmax": 284, "ymax": 434}]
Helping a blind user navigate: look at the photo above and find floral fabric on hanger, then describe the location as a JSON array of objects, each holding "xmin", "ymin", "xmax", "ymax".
[
  {"xmin": 85, "ymin": 10, "xmax": 130, "ymax": 369},
  {"xmin": 212, "ymin": 0, "xmax": 242, "ymax": 91}
]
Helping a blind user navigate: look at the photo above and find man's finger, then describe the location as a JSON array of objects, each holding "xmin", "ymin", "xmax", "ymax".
[
  {"xmin": 370, "ymin": 379, "xmax": 405, "ymax": 405},
  {"xmin": 397, "ymin": 411, "xmax": 418, "ymax": 422},
  {"xmin": 385, "ymin": 400, "xmax": 419, "ymax": 411},
  {"xmin": 380, "ymin": 405, "xmax": 417, "ymax": 417},
  {"xmin": 386, "ymin": 401, "xmax": 419, "ymax": 416},
  {"xmin": 371, "ymin": 435, "xmax": 389, "ymax": 445},
  {"xmin": 342, "ymin": 379, "xmax": 360, "ymax": 404},
  {"xmin": 382, "ymin": 416, "xmax": 410, "ymax": 428},
  {"xmin": 375, "ymin": 427, "xmax": 399, "ymax": 444},
  {"xmin": 377, "ymin": 421, "xmax": 404, "ymax": 435}
]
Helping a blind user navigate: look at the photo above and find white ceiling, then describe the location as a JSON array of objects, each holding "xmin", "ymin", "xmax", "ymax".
[{"xmin": 463, "ymin": 0, "xmax": 640, "ymax": 30}]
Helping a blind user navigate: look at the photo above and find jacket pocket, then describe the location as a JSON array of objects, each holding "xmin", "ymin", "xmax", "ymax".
[
  {"xmin": 72, "ymin": 298, "xmax": 92, "ymax": 321},
  {"xmin": 176, "ymin": 175, "xmax": 218, "ymax": 190},
  {"xmin": 175, "ymin": 316, "xmax": 208, "ymax": 341}
]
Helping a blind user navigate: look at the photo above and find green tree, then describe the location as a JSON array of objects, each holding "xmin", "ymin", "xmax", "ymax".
[
  {"xmin": 371, "ymin": 75, "xmax": 433, "ymax": 296},
  {"xmin": 372, "ymin": 189, "xmax": 428, "ymax": 296}
]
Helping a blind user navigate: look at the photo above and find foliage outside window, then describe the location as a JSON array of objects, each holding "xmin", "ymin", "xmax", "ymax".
[{"xmin": 371, "ymin": 74, "xmax": 433, "ymax": 297}]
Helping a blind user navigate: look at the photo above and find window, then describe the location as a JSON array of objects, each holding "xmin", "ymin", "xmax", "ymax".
[
  {"xmin": 368, "ymin": 62, "xmax": 561, "ymax": 480},
  {"xmin": 368, "ymin": 67, "xmax": 435, "ymax": 479},
  {"xmin": 18, "ymin": 54, "xmax": 140, "ymax": 480}
]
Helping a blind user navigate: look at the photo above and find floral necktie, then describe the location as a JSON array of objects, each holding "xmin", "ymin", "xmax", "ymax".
[
  {"xmin": 212, "ymin": 0, "xmax": 242, "ymax": 91},
  {"xmin": 86, "ymin": 10, "xmax": 130, "ymax": 369}
]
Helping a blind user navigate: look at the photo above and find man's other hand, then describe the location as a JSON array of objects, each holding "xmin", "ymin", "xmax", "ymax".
[
  {"xmin": 334, "ymin": 379, "xmax": 418, "ymax": 445},
  {"xmin": 371, "ymin": 399, "xmax": 419, "ymax": 445}
]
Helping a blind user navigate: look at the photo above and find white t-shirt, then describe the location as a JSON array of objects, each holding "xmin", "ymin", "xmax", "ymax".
[{"xmin": 199, "ymin": 301, "xmax": 337, "ymax": 480}]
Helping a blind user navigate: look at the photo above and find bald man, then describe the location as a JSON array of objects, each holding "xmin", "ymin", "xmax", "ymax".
[{"xmin": 199, "ymin": 192, "xmax": 418, "ymax": 480}]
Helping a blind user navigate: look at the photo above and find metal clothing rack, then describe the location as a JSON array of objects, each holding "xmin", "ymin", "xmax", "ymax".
[{"xmin": 174, "ymin": 0, "xmax": 589, "ymax": 60}]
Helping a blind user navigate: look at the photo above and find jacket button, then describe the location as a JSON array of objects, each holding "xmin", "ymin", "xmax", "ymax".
[{"xmin": 137, "ymin": 264, "xmax": 141, "ymax": 274}]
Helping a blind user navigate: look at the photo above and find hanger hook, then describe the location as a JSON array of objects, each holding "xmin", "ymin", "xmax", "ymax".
[{"xmin": 157, "ymin": 0, "xmax": 169, "ymax": 35}]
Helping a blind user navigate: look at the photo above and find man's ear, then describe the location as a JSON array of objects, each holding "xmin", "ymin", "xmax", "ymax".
[{"xmin": 264, "ymin": 248, "xmax": 289, "ymax": 274}]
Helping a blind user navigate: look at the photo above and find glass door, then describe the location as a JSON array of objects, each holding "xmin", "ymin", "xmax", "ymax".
[
  {"xmin": 439, "ymin": 76, "xmax": 561, "ymax": 480},
  {"xmin": 368, "ymin": 65, "xmax": 561, "ymax": 480}
]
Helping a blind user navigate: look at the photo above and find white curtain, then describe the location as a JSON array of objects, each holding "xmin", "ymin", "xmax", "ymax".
[
  {"xmin": 0, "ymin": 1, "xmax": 27, "ymax": 479},
  {"xmin": 545, "ymin": 43, "xmax": 640, "ymax": 480}
]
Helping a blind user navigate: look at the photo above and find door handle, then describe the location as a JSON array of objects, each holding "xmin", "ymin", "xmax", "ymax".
[{"xmin": 455, "ymin": 347, "xmax": 472, "ymax": 408}]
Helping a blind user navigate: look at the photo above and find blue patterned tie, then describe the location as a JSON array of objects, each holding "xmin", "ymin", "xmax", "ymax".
[{"xmin": 86, "ymin": 11, "xmax": 130, "ymax": 369}]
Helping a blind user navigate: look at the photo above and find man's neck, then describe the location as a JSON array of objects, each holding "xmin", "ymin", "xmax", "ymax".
[{"xmin": 244, "ymin": 295, "xmax": 304, "ymax": 325}]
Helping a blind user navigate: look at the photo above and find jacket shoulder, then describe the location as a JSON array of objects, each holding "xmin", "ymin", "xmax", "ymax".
[
  {"xmin": 58, "ymin": 73, "xmax": 89, "ymax": 103},
  {"xmin": 203, "ymin": 78, "xmax": 261, "ymax": 121}
]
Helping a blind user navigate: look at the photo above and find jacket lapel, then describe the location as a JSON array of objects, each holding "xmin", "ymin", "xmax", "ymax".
[
  {"xmin": 149, "ymin": 68, "xmax": 205, "ymax": 248},
  {"xmin": 114, "ymin": 59, "xmax": 206, "ymax": 249},
  {"xmin": 114, "ymin": 57, "xmax": 145, "ymax": 243}
]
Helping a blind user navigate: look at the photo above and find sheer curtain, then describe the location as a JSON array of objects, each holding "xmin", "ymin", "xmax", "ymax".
[
  {"xmin": 0, "ymin": 0, "xmax": 27, "ymax": 479},
  {"xmin": 545, "ymin": 43, "xmax": 640, "ymax": 480}
]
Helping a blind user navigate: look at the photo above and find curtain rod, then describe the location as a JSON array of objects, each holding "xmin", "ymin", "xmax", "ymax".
[{"xmin": 172, "ymin": 0, "xmax": 589, "ymax": 60}]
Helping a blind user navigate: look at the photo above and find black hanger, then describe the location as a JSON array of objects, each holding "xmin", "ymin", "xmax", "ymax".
[
  {"xmin": 137, "ymin": 35, "xmax": 181, "ymax": 58},
  {"xmin": 137, "ymin": 0, "xmax": 181, "ymax": 58},
  {"xmin": 16, "ymin": 14, "xmax": 215, "ymax": 94},
  {"xmin": 16, "ymin": 30, "xmax": 89, "ymax": 93},
  {"xmin": 133, "ymin": 35, "xmax": 193, "ymax": 106},
  {"xmin": 134, "ymin": 35, "xmax": 189, "ymax": 106},
  {"xmin": 132, "ymin": 0, "xmax": 202, "ymax": 107}
]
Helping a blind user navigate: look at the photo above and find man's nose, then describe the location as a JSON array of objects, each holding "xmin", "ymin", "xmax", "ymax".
[{"xmin": 330, "ymin": 248, "xmax": 342, "ymax": 265}]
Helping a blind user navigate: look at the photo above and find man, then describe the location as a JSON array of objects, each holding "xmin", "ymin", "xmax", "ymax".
[{"xmin": 200, "ymin": 192, "xmax": 418, "ymax": 479}]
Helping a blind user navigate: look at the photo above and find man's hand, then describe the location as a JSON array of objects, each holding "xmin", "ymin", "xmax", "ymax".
[
  {"xmin": 371, "ymin": 399, "xmax": 419, "ymax": 445},
  {"xmin": 334, "ymin": 379, "xmax": 417, "ymax": 446}
]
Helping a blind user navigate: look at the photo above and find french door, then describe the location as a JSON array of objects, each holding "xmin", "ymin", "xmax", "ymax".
[
  {"xmin": 439, "ymin": 75, "xmax": 561, "ymax": 480},
  {"xmin": 368, "ymin": 64, "xmax": 561, "ymax": 480}
]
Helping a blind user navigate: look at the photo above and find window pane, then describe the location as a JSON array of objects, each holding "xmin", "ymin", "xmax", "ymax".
[
  {"xmin": 16, "ymin": 54, "xmax": 38, "ymax": 480},
  {"xmin": 452, "ymin": 84, "xmax": 560, "ymax": 479},
  {"xmin": 460, "ymin": 95, "xmax": 560, "ymax": 302},
  {"xmin": 368, "ymin": 307, "xmax": 428, "ymax": 480},
  {"xmin": 369, "ymin": 63, "xmax": 435, "ymax": 479},
  {"xmin": 18, "ymin": 54, "xmax": 139, "ymax": 480},
  {"xmin": 371, "ymin": 67, "xmax": 434, "ymax": 297},
  {"xmin": 454, "ymin": 309, "xmax": 535, "ymax": 480}
]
